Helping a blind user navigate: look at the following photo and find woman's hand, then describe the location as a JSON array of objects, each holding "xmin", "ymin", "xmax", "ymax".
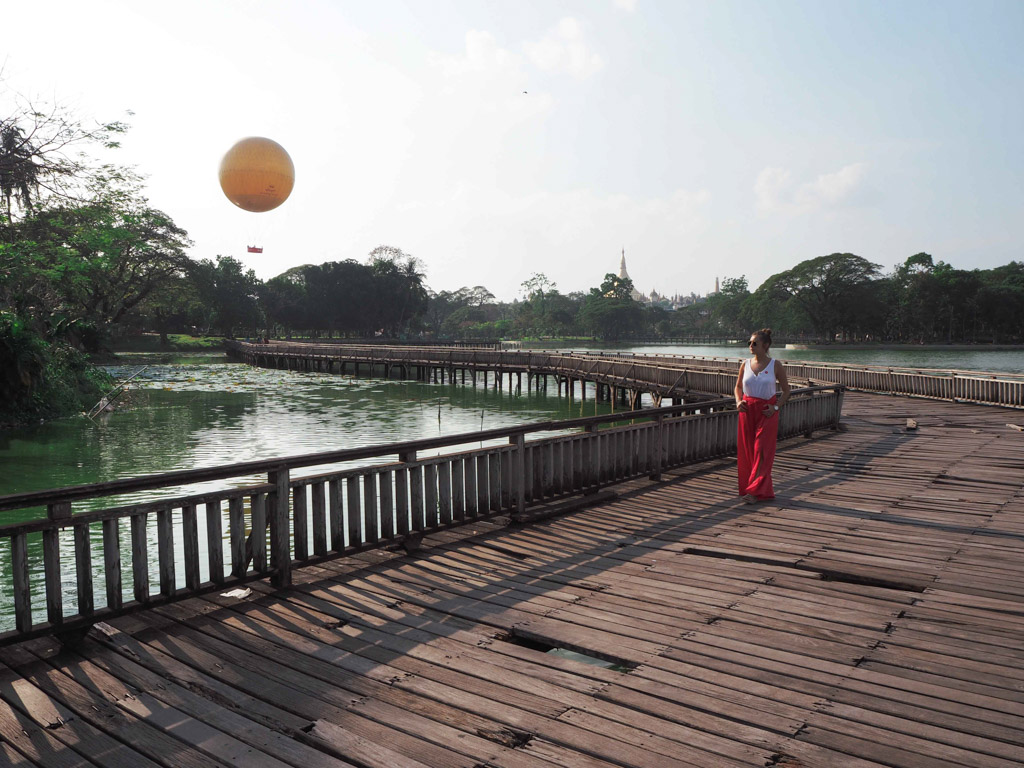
[
  {"xmin": 762, "ymin": 404, "xmax": 776, "ymax": 418},
  {"xmin": 736, "ymin": 400, "xmax": 748, "ymax": 412}
]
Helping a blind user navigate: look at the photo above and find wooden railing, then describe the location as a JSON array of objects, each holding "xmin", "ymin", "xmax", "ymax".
[
  {"xmin": 232, "ymin": 339, "xmax": 1024, "ymax": 407},
  {"xmin": 0, "ymin": 386, "xmax": 843, "ymax": 645},
  {"xmin": 573, "ymin": 351, "xmax": 1024, "ymax": 409}
]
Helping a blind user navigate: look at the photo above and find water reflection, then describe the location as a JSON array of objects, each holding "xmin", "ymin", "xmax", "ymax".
[
  {"xmin": 1, "ymin": 357, "xmax": 615, "ymax": 517},
  {"xmin": 550, "ymin": 343, "xmax": 1024, "ymax": 374}
]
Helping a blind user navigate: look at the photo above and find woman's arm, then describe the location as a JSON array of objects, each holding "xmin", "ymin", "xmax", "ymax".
[
  {"xmin": 735, "ymin": 361, "xmax": 747, "ymax": 411},
  {"xmin": 776, "ymin": 361, "xmax": 791, "ymax": 409}
]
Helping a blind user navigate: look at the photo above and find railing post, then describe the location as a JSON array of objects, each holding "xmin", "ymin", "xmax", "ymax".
[
  {"xmin": 584, "ymin": 423, "xmax": 600, "ymax": 493},
  {"xmin": 268, "ymin": 467, "xmax": 292, "ymax": 587},
  {"xmin": 510, "ymin": 433, "xmax": 526, "ymax": 519},
  {"xmin": 44, "ymin": 501, "xmax": 72, "ymax": 627},
  {"xmin": 649, "ymin": 414, "xmax": 665, "ymax": 481}
]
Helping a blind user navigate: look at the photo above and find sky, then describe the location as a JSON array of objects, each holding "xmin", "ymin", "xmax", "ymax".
[{"xmin": 2, "ymin": 0, "xmax": 1022, "ymax": 301}]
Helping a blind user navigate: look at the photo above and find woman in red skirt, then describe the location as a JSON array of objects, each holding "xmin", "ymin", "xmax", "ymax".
[{"xmin": 735, "ymin": 328, "xmax": 790, "ymax": 503}]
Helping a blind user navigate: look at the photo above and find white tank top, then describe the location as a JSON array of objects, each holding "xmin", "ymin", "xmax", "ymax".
[{"xmin": 742, "ymin": 358, "xmax": 777, "ymax": 400}]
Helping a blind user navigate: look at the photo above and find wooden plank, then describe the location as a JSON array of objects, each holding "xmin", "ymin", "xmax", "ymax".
[
  {"xmin": 73, "ymin": 524, "xmax": 93, "ymax": 617},
  {"xmin": 464, "ymin": 456, "xmax": 477, "ymax": 518},
  {"xmin": 438, "ymin": 462, "xmax": 452, "ymax": 525},
  {"xmin": 346, "ymin": 475, "xmax": 361, "ymax": 546},
  {"xmin": 424, "ymin": 464, "xmax": 438, "ymax": 529},
  {"xmin": 476, "ymin": 455, "xmax": 488, "ymax": 514},
  {"xmin": 292, "ymin": 486, "xmax": 309, "ymax": 560},
  {"xmin": 130, "ymin": 513, "xmax": 149, "ymax": 602},
  {"xmin": 379, "ymin": 470, "xmax": 395, "ymax": 539},
  {"xmin": 228, "ymin": 497, "xmax": 245, "ymax": 576},
  {"xmin": 1, "ymin": 643, "xmax": 227, "ymax": 768},
  {"xmin": 0, "ymin": 692, "xmax": 102, "ymax": 767},
  {"xmin": 488, "ymin": 452, "xmax": 502, "ymax": 511},
  {"xmin": 409, "ymin": 465, "xmax": 424, "ymax": 532},
  {"xmin": 205, "ymin": 500, "xmax": 223, "ymax": 585},
  {"xmin": 310, "ymin": 481, "xmax": 328, "ymax": 556},
  {"xmin": 328, "ymin": 478, "xmax": 344, "ymax": 550},
  {"xmin": 394, "ymin": 467, "xmax": 410, "ymax": 535},
  {"xmin": 75, "ymin": 636, "xmax": 351, "ymax": 768},
  {"xmin": 102, "ymin": 519, "xmax": 122, "ymax": 611},
  {"xmin": 181, "ymin": 503, "xmax": 200, "ymax": 591},
  {"xmin": 42, "ymin": 528, "xmax": 63, "ymax": 626},
  {"xmin": 11, "ymin": 533, "xmax": 31, "ymax": 634},
  {"xmin": 250, "ymin": 493, "xmax": 267, "ymax": 572},
  {"xmin": 156, "ymin": 508, "xmax": 175, "ymax": 596},
  {"xmin": 364, "ymin": 473, "xmax": 379, "ymax": 544},
  {"xmin": 451, "ymin": 459, "xmax": 465, "ymax": 522}
]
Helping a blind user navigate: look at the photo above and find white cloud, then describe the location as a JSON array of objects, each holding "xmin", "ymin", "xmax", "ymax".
[
  {"xmin": 613, "ymin": 0, "xmax": 639, "ymax": 11},
  {"xmin": 755, "ymin": 162, "xmax": 868, "ymax": 216},
  {"xmin": 524, "ymin": 18, "xmax": 604, "ymax": 79}
]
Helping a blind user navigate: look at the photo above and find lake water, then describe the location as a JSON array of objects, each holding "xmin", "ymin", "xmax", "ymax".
[
  {"xmin": 541, "ymin": 343, "xmax": 1024, "ymax": 375},
  {"xmin": 0, "ymin": 353, "xmax": 615, "ymax": 512}
]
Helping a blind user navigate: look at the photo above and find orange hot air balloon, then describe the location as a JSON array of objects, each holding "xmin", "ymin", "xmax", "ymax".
[{"xmin": 218, "ymin": 137, "xmax": 295, "ymax": 212}]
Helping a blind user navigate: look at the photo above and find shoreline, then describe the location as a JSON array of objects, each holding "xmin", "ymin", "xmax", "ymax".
[
  {"xmin": 520, "ymin": 340, "xmax": 1024, "ymax": 352},
  {"xmin": 782, "ymin": 343, "xmax": 1024, "ymax": 352}
]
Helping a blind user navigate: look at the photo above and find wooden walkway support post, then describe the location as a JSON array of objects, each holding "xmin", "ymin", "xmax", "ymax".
[
  {"xmin": 268, "ymin": 467, "xmax": 292, "ymax": 587},
  {"xmin": 45, "ymin": 501, "xmax": 72, "ymax": 627},
  {"xmin": 511, "ymin": 433, "xmax": 526, "ymax": 519},
  {"xmin": 584, "ymin": 423, "xmax": 600, "ymax": 493},
  {"xmin": 650, "ymin": 414, "xmax": 665, "ymax": 481}
]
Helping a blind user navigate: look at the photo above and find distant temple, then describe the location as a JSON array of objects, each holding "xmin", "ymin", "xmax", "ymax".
[
  {"xmin": 618, "ymin": 248, "xmax": 645, "ymax": 302},
  {"xmin": 614, "ymin": 249, "xmax": 714, "ymax": 309}
]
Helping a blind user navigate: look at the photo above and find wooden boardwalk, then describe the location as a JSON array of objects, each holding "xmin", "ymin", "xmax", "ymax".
[{"xmin": 2, "ymin": 391, "xmax": 1023, "ymax": 767}]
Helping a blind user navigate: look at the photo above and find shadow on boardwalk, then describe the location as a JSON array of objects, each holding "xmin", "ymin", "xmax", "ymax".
[{"xmin": 3, "ymin": 391, "xmax": 1024, "ymax": 767}]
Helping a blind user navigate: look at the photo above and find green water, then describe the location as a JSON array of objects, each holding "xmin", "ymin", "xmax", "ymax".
[
  {"xmin": 0, "ymin": 354, "xmax": 621, "ymax": 627},
  {"xmin": 0, "ymin": 354, "xmax": 614, "ymax": 515}
]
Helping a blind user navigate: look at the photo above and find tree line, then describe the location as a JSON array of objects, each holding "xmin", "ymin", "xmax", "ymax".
[{"xmin": 116, "ymin": 251, "xmax": 1024, "ymax": 346}]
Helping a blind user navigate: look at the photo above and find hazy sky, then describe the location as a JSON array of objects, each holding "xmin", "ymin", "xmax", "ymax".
[{"xmin": 3, "ymin": 0, "xmax": 1022, "ymax": 300}]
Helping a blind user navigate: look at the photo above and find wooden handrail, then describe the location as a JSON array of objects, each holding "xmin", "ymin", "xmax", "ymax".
[{"xmin": 0, "ymin": 392, "xmax": 775, "ymax": 513}]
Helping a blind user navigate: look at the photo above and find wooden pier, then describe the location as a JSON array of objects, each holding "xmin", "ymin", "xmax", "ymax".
[
  {"xmin": 225, "ymin": 340, "xmax": 755, "ymax": 410},
  {"xmin": 2, "ymin": 391, "xmax": 1022, "ymax": 767}
]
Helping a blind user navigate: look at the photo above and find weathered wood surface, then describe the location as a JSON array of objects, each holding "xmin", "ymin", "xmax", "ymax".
[{"xmin": 2, "ymin": 391, "xmax": 1023, "ymax": 767}]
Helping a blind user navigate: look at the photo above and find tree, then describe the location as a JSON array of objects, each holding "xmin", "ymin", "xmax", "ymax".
[
  {"xmin": 191, "ymin": 256, "xmax": 262, "ymax": 338},
  {"xmin": 704, "ymin": 275, "xmax": 751, "ymax": 334},
  {"xmin": 578, "ymin": 273, "xmax": 644, "ymax": 340},
  {"xmin": 766, "ymin": 253, "xmax": 881, "ymax": 340},
  {"xmin": 2, "ymin": 190, "xmax": 192, "ymax": 348},
  {"xmin": 260, "ymin": 267, "xmax": 309, "ymax": 335},
  {"xmin": 1, "ymin": 85, "xmax": 129, "ymax": 221},
  {"xmin": 367, "ymin": 245, "xmax": 429, "ymax": 335},
  {"xmin": 131, "ymin": 272, "xmax": 205, "ymax": 344}
]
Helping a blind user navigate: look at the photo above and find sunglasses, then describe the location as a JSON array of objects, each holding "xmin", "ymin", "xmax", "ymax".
[{"xmin": 748, "ymin": 340, "xmax": 759, "ymax": 347}]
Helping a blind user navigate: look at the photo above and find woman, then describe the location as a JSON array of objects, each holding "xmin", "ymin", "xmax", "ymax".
[{"xmin": 735, "ymin": 328, "xmax": 790, "ymax": 503}]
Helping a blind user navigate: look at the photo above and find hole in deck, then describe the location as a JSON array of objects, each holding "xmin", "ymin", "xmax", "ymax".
[
  {"xmin": 498, "ymin": 631, "xmax": 636, "ymax": 672},
  {"xmin": 474, "ymin": 726, "xmax": 534, "ymax": 749}
]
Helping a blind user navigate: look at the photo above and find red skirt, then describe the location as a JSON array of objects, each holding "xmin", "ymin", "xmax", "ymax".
[{"xmin": 737, "ymin": 395, "xmax": 778, "ymax": 499}]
